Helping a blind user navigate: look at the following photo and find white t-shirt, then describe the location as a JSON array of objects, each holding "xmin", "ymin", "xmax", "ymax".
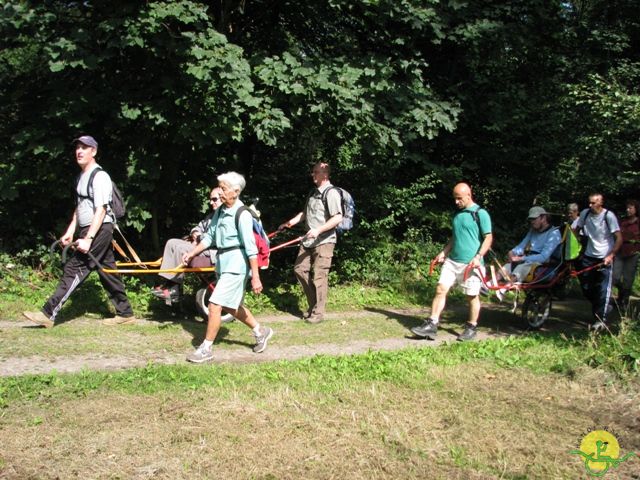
[
  {"xmin": 577, "ymin": 209, "xmax": 619, "ymax": 258},
  {"xmin": 76, "ymin": 164, "xmax": 113, "ymax": 227}
]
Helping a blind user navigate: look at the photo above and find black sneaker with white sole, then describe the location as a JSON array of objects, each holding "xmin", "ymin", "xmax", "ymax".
[
  {"xmin": 411, "ymin": 319, "xmax": 438, "ymax": 340},
  {"xmin": 457, "ymin": 323, "xmax": 477, "ymax": 342}
]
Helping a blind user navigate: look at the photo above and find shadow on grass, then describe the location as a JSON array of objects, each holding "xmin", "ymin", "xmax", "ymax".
[
  {"xmin": 260, "ymin": 289, "xmax": 303, "ymax": 316},
  {"xmin": 144, "ymin": 292, "xmax": 258, "ymax": 350},
  {"xmin": 52, "ymin": 278, "xmax": 113, "ymax": 326},
  {"xmin": 363, "ymin": 307, "xmax": 423, "ymax": 330}
]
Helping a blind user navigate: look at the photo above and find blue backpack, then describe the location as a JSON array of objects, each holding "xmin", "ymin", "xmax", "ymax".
[{"xmin": 321, "ymin": 186, "xmax": 355, "ymax": 233}]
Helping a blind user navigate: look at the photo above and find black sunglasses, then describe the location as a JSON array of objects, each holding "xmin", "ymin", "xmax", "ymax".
[{"xmin": 210, "ymin": 196, "xmax": 220, "ymax": 201}]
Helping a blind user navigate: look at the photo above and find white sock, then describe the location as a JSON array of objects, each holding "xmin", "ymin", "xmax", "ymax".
[
  {"xmin": 252, "ymin": 324, "xmax": 262, "ymax": 335},
  {"xmin": 430, "ymin": 318, "xmax": 439, "ymax": 325},
  {"xmin": 202, "ymin": 339, "xmax": 213, "ymax": 349}
]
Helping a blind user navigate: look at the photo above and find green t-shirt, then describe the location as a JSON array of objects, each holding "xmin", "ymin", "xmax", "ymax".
[{"xmin": 449, "ymin": 205, "xmax": 492, "ymax": 264}]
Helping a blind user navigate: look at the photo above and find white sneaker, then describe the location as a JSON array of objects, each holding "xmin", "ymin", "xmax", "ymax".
[
  {"xmin": 186, "ymin": 343, "xmax": 214, "ymax": 363},
  {"xmin": 495, "ymin": 288, "xmax": 506, "ymax": 302}
]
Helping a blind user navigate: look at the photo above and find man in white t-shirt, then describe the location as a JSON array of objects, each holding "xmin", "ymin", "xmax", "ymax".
[
  {"xmin": 574, "ymin": 193, "xmax": 622, "ymax": 331},
  {"xmin": 23, "ymin": 135, "xmax": 134, "ymax": 328}
]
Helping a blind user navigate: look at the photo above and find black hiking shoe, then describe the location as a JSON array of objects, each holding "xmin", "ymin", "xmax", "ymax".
[
  {"xmin": 411, "ymin": 319, "xmax": 438, "ymax": 340},
  {"xmin": 457, "ymin": 323, "xmax": 477, "ymax": 342}
]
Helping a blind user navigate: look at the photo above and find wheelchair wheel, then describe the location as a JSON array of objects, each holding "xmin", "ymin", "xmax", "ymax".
[
  {"xmin": 521, "ymin": 292, "xmax": 552, "ymax": 329},
  {"xmin": 195, "ymin": 288, "xmax": 234, "ymax": 323}
]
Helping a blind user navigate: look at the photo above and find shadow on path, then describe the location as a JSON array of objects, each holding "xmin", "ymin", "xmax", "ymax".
[{"xmin": 366, "ymin": 295, "xmax": 598, "ymax": 339}]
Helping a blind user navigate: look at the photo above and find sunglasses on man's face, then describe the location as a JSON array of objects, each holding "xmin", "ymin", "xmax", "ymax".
[{"xmin": 210, "ymin": 197, "xmax": 220, "ymax": 202}]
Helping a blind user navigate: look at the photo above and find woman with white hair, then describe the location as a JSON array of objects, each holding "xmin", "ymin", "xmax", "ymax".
[{"xmin": 182, "ymin": 171, "xmax": 273, "ymax": 362}]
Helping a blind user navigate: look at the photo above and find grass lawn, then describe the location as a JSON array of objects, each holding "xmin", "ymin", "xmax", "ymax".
[{"xmin": 1, "ymin": 298, "xmax": 639, "ymax": 479}]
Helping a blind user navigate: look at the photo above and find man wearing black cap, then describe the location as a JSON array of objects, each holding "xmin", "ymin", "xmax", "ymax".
[{"xmin": 22, "ymin": 135, "xmax": 135, "ymax": 327}]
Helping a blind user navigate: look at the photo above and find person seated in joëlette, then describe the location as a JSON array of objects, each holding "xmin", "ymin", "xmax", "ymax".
[{"xmin": 152, "ymin": 187, "xmax": 222, "ymax": 300}]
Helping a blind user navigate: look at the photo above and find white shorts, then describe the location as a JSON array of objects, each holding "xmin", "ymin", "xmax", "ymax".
[{"xmin": 438, "ymin": 258, "xmax": 485, "ymax": 296}]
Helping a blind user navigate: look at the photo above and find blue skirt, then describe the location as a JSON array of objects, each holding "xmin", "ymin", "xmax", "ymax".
[{"xmin": 210, "ymin": 271, "xmax": 248, "ymax": 309}]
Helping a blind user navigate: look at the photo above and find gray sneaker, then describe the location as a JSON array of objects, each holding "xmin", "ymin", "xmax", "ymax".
[
  {"xmin": 253, "ymin": 326, "xmax": 273, "ymax": 353},
  {"xmin": 590, "ymin": 320, "xmax": 608, "ymax": 333},
  {"xmin": 411, "ymin": 319, "xmax": 438, "ymax": 340},
  {"xmin": 186, "ymin": 342, "xmax": 214, "ymax": 363},
  {"xmin": 457, "ymin": 323, "xmax": 477, "ymax": 342}
]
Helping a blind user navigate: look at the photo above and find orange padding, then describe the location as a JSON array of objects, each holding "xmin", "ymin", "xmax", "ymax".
[
  {"xmin": 115, "ymin": 259, "xmax": 162, "ymax": 267},
  {"xmin": 102, "ymin": 266, "xmax": 215, "ymax": 275}
]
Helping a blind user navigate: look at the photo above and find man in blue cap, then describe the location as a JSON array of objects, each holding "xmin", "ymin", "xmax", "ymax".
[{"xmin": 23, "ymin": 135, "xmax": 135, "ymax": 327}]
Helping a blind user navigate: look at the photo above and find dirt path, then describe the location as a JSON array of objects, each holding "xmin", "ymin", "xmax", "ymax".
[
  {"xmin": 0, "ymin": 301, "xmax": 595, "ymax": 377},
  {"xmin": 0, "ymin": 333, "xmax": 502, "ymax": 377}
]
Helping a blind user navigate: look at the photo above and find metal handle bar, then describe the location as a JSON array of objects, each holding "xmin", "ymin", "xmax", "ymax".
[
  {"xmin": 61, "ymin": 241, "xmax": 77, "ymax": 265},
  {"xmin": 428, "ymin": 258, "xmax": 439, "ymax": 276},
  {"xmin": 61, "ymin": 241, "xmax": 103, "ymax": 268},
  {"xmin": 270, "ymin": 236, "xmax": 303, "ymax": 253},
  {"xmin": 571, "ymin": 261, "xmax": 606, "ymax": 276},
  {"xmin": 49, "ymin": 239, "xmax": 62, "ymax": 262}
]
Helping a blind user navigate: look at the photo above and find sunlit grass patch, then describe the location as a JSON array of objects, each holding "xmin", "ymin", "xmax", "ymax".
[{"xmin": 0, "ymin": 360, "xmax": 637, "ymax": 479}]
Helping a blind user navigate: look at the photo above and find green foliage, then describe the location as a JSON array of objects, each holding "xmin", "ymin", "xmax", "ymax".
[
  {"xmin": 2, "ymin": 0, "xmax": 640, "ymax": 267},
  {"xmin": 337, "ymin": 229, "xmax": 440, "ymax": 289},
  {"xmin": 0, "ymin": 0, "xmax": 460, "ymax": 258},
  {"xmin": 582, "ymin": 319, "xmax": 640, "ymax": 376},
  {"xmin": 563, "ymin": 65, "xmax": 640, "ymax": 196},
  {"xmin": 0, "ymin": 250, "xmax": 59, "ymax": 312}
]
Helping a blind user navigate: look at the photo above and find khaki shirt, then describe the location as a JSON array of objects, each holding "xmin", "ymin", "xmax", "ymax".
[{"xmin": 303, "ymin": 183, "xmax": 342, "ymax": 248}]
